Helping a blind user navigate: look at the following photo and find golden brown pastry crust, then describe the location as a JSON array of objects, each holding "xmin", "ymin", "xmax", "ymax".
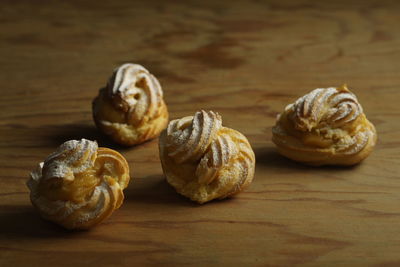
[
  {"xmin": 27, "ymin": 139, "xmax": 130, "ymax": 230},
  {"xmin": 272, "ymin": 85, "xmax": 377, "ymax": 166},
  {"xmin": 159, "ymin": 110, "xmax": 255, "ymax": 204},
  {"xmin": 93, "ymin": 63, "xmax": 168, "ymax": 146}
]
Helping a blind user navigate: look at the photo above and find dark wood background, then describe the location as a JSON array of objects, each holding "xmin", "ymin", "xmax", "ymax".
[{"xmin": 1, "ymin": 0, "xmax": 399, "ymax": 266}]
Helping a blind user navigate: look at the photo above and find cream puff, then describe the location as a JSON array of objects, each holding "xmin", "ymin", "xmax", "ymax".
[
  {"xmin": 159, "ymin": 110, "xmax": 255, "ymax": 204},
  {"xmin": 272, "ymin": 85, "xmax": 377, "ymax": 166},
  {"xmin": 93, "ymin": 63, "xmax": 168, "ymax": 146},
  {"xmin": 27, "ymin": 139, "xmax": 130, "ymax": 229}
]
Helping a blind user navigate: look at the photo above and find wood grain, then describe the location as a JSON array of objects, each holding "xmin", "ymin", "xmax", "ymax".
[{"xmin": 1, "ymin": 0, "xmax": 400, "ymax": 266}]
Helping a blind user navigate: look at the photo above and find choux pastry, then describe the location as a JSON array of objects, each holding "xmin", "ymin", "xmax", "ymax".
[
  {"xmin": 27, "ymin": 139, "xmax": 130, "ymax": 229},
  {"xmin": 159, "ymin": 110, "xmax": 255, "ymax": 204},
  {"xmin": 272, "ymin": 85, "xmax": 377, "ymax": 166},
  {"xmin": 93, "ymin": 63, "xmax": 168, "ymax": 146}
]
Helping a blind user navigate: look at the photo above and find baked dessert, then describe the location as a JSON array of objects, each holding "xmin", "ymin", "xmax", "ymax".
[
  {"xmin": 93, "ymin": 63, "xmax": 168, "ymax": 146},
  {"xmin": 27, "ymin": 139, "xmax": 130, "ymax": 230},
  {"xmin": 272, "ymin": 85, "xmax": 377, "ymax": 166},
  {"xmin": 159, "ymin": 110, "xmax": 255, "ymax": 204}
]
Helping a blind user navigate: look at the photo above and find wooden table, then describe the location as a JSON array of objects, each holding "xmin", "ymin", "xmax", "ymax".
[{"xmin": 1, "ymin": 1, "xmax": 399, "ymax": 266}]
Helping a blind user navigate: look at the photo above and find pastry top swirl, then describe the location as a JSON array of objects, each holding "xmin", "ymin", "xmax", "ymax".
[
  {"xmin": 291, "ymin": 85, "xmax": 363, "ymax": 131},
  {"xmin": 27, "ymin": 139, "xmax": 130, "ymax": 229},
  {"xmin": 166, "ymin": 110, "xmax": 223, "ymax": 164},
  {"xmin": 106, "ymin": 63, "xmax": 164, "ymax": 126},
  {"xmin": 41, "ymin": 139, "xmax": 98, "ymax": 182}
]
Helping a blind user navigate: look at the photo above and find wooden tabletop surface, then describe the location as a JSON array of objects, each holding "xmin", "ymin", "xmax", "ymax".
[{"xmin": 1, "ymin": 0, "xmax": 399, "ymax": 266}]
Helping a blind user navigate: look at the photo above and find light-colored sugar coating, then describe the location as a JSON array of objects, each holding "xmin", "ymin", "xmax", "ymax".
[
  {"xmin": 41, "ymin": 139, "xmax": 98, "ymax": 181},
  {"xmin": 108, "ymin": 63, "xmax": 163, "ymax": 122}
]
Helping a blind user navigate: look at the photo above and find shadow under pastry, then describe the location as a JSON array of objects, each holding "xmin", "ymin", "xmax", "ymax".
[
  {"xmin": 123, "ymin": 175, "xmax": 198, "ymax": 207},
  {"xmin": 254, "ymin": 146, "xmax": 360, "ymax": 171},
  {"xmin": 0, "ymin": 205, "xmax": 76, "ymax": 238}
]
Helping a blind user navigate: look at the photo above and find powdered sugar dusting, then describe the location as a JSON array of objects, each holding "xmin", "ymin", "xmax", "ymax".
[
  {"xmin": 106, "ymin": 63, "xmax": 164, "ymax": 124},
  {"xmin": 166, "ymin": 110, "xmax": 222, "ymax": 163},
  {"xmin": 293, "ymin": 86, "xmax": 363, "ymax": 131},
  {"xmin": 196, "ymin": 134, "xmax": 239, "ymax": 185},
  {"xmin": 42, "ymin": 139, "xmax": 98, "ymax": 181}
]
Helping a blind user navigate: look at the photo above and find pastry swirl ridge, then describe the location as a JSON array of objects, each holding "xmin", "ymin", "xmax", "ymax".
[
  {"xmin": 27, "ymin": 139, "xmax": 130, "ymax": 229},
  {"xmin": 166, "ymin": 110, "xmax": 222, "ymax": 164},
  {"xmin": 108, "ymin": 63, "xmax": 164, "ymax": 125},
  {"xmin": 272, "ymin": 85, "xmax": 377, "ymax": 166},
  {"xmin": 93, "ymin": 63, "xmax": 168, "ymax": 146},
  {"xmin": 292, "ymin": 86, "xmax": 363, "ymax": 131},
  {"xmin": 159, "ymin": 110, "xmax": 255, "ymax": 204}
]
